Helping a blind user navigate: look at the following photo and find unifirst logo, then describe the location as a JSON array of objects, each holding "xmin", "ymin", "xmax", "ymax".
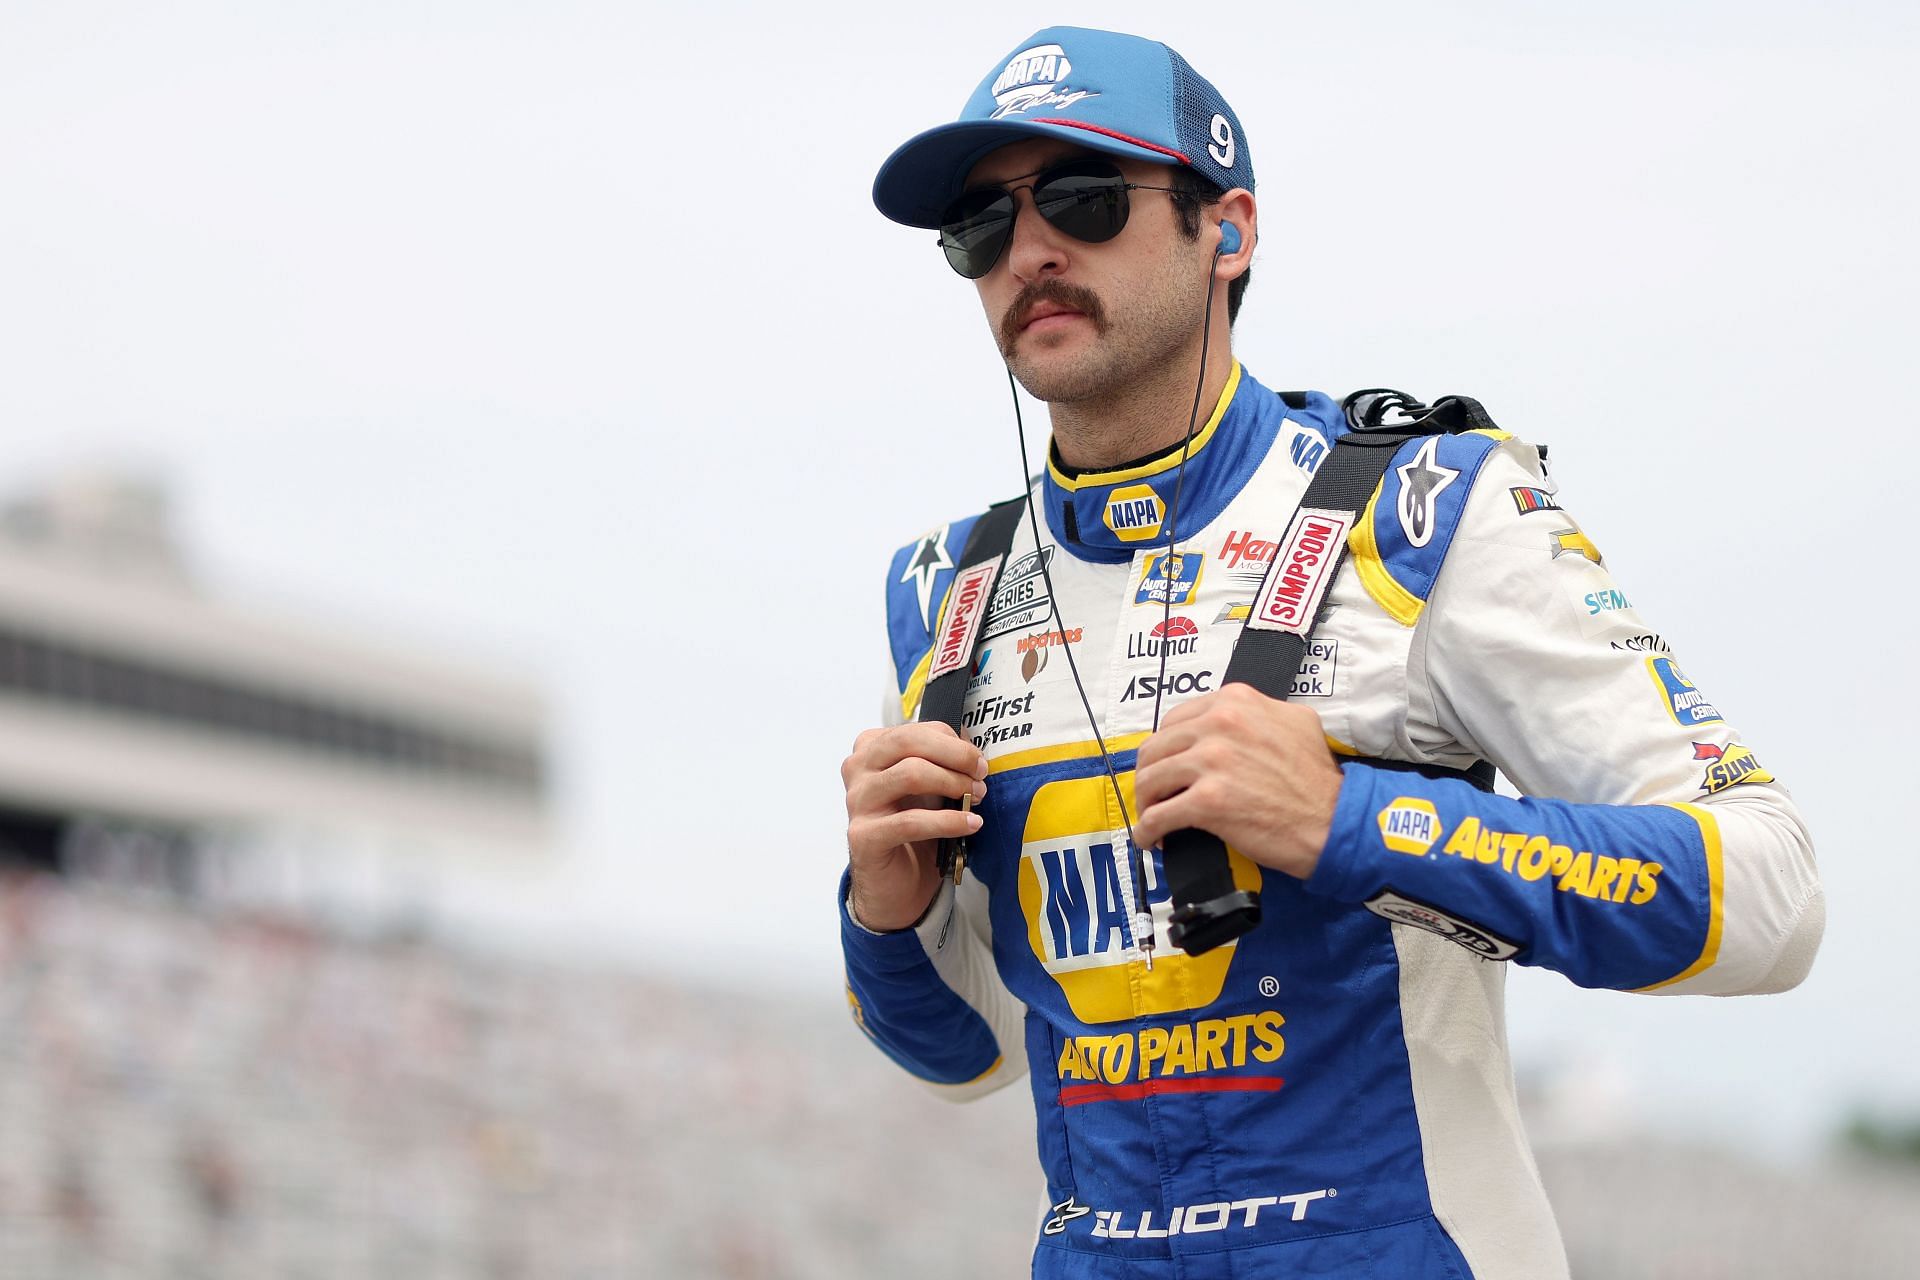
[
  {"xmin": 1016, "ymin": 775, "xmax": 1261, "ymax": 1023},
  {"xmin": 990, "ymin": 43, "xmax": 1099, "ymax": 118},
  {"xmin": 1103, "ymin": 485, "xmax": 1165, "ymax": 542}
]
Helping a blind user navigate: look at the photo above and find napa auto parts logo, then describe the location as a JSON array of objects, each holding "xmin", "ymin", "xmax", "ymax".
[
  {"xmin": 1016, "ymin": 775, "xmax": 1260, "ymax": 1024},
  {"xmin": 990, "ymin": 43, "xmax": 1099, "ymax": 118}
]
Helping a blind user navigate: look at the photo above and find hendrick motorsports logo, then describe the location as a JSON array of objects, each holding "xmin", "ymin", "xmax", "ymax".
[{"xmin": 990, "ymin": 43, "xmax": 1099, "ymax": 118}]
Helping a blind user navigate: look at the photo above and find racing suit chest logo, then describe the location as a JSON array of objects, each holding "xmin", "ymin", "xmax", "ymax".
[{"xmin": 1015, "ymin": 775, "xmax": 1261, "ymax": 1024}]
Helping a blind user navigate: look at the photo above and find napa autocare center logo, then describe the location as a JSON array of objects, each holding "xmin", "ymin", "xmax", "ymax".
[{"xmin": 990, "ymin": 43, "xmax": 1100, "ymax": 118}]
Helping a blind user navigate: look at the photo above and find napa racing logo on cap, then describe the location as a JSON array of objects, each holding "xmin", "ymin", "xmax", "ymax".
[
  {"xmin": 1016, "ymin": 775, "xmax": 1260, "ymax": 1024},
  {"xmin": 1376, "ymin": 798, "xmax": 1442, "ymax": 855},
  {"xmin": 1136, "ymin": 550, "xmax": 1203, "ymax": 606},
  {"xmin": 1102, "ymin": 484, "xmax": 1165, "ymax": 542},
  {"xmin": 1647, "ymin": 657, "xmax": 1723, "ymax": 728},
  {"xmin": 990, "ymin": 43, "xmax": 1099, "ymax": 118},
  {"xmin": 1693, "ymin": 741, "xmax": 1774, "ymax": 795}
]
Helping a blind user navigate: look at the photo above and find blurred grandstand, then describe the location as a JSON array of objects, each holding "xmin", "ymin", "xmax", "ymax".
[{"xmin": 0, "ymin": 473, "xmax": 1913, "ymax": 1278}]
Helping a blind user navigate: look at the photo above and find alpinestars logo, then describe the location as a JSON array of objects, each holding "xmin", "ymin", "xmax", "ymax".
[
  {"xmin": 990, "ymin": 43, "xmax": 1099, "ymax": 118},
  {"xmin": 1042, "ymin": 1198, "xmax": 1091, "ymax": 1236},
  {"xmin": 1395, "ymin": 437, "xmax": 1459, "ymax": 548},
  {"xmin": 900, "ymin": 525, "xmax": 953, "ymax": 629}
]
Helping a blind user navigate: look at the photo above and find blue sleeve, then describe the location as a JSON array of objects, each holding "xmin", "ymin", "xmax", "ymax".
[
  {"xmin": 1306, "ymin": 764, "xmax": 1721, "ymax": 992},
  {"xmin": 838, "ymin": 871, "xmax": 1006, "ymax": 1086}
]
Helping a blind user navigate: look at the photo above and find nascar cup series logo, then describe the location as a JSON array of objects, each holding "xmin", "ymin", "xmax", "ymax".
[
  {"xmin": 1016, "ymin": 775, "xmax": 1261, "ymax": 1024},
  {"xmin": 1102, "ymin": 485, "xmax": 1165, "ymax": 543},
  {"xmin": 990, "ymin": 43, "xmax": 1100, "ymax": 119}
]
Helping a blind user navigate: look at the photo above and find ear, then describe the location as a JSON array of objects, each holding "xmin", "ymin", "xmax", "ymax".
[{"xmin": 1214, "ymin": 188, "xmax": 1257, "ymax": 280}]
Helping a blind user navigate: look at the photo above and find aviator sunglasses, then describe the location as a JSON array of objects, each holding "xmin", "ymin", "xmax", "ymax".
[{"xmin": 936, "ymin": 157, "xmax": 1187, "ymax": 279}]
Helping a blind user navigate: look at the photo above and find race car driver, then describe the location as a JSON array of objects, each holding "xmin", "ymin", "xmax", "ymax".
[{"xmin": 837, "ymin": 25, "xmax": 1824, "ymax": 1279}]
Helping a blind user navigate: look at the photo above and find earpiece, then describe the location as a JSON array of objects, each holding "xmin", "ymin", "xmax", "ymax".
[{"xmin": 1218, "ymin": 222, "xmax": 1241, "ymax": 256}]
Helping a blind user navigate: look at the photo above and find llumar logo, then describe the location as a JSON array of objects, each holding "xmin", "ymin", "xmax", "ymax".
[
  {"xmin": 1102, "ymin": 484, "xmax": 1164, "ymax": 542},
  {"xmin": 928, "ymin": 559, "xmax": 1000, "ymax": 678},
  {"xmin": 1247, "ymin": 509, "xmax": 1348, "ymax": 634},
  {"xmin": 989, "ymin": 43, "xmax": 1099, "ymax": 119},
  {"xmin": 1016, "ymin": 775, "xmax": 1260, "ymax": 1023}
]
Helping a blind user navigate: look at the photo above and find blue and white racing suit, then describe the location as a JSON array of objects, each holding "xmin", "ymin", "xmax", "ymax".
[{"xmin": 840, "ymin": 363, "xmax": 1824, "ymax": 1279}]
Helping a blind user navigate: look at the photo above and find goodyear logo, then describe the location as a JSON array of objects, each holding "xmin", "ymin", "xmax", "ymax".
[
  {"xmin": 1016, "ymin": 775, "xmax": 1260, "ymax": 1023},
  {"xmin": 1440, "ymin": 816, "xmax": 1662, "ymax": 904},
  {"xmin": 1376, "ymin": 798, "xmax": 1441, "ymax": 855},
  {"xmin": 1694, "ymin": 741, "xmax": 1773, "ymax": 795},
  {"xmin": 1135, "ymin": 551, "xmax": 1203, "ymax": 607},
  {"xmin": 1648, "ymin": 657, "xmax": 1723, "ymax": 728},
  {"xmin": 1102, "ymin": 485, "xmax": 1165, "ymax": 542}
]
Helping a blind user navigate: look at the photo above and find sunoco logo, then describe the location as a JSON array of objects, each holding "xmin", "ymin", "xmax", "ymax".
[{"xmin": 989, "ymin": 43, "xmax": 1099, "ymax": 119}]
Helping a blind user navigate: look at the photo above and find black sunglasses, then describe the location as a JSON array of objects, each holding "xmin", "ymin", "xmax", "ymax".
[{"xmin": 936, "ymin": 158, "xmax": 1185, "ymax": 279}]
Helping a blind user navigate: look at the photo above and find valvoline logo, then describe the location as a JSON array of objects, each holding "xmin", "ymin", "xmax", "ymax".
[{"xmin": 1015, "ymin": 775, "xmax": 1260, "ymax": 1024}]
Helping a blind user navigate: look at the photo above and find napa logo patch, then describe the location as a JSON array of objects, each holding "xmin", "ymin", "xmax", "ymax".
[
  {"xmin": 1102, "ymin": 485, "xmax": 1165, "ymax": 542},
  {"xmin": 989, "ymin": 43, "xmax": 1099, "ymax": 119},
  {"xmin": 1647, "ymin": 657, "xmax": 1723, "ymax": 728},
  {"xmin": 1693, "ymin": 741, "xmax": 1774, "ymax": 795},
  {"xmin": 1015, "ymin": 775, "xmax": 1259, "ymax": 1024},
  {"xmin": 1377, "ymin": 798, "xmax": 1442, "ymax": 855},
  {"xmin": 1136, "ymin": 550, "xmax": 1203, "ymax": 606}
]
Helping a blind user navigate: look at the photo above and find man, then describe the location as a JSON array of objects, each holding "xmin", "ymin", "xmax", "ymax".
[{"xmin": 838, "ymin": 25, "xmax": 1822, "ymax": 1279}]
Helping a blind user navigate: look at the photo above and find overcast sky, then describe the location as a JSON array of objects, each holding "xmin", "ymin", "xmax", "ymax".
[{"xmin": 2, "ymin": 0, "xmax": 1914, "ymax": 1155}]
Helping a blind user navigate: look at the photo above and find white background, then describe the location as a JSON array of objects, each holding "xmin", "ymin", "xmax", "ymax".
[{"xmin": 1, "ymin": 0, "xmax": 1913, "ymax": 1154}]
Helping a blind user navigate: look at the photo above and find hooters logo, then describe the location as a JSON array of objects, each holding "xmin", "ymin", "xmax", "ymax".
[
  {"xmin": 1016, "ymin": 774, "xmax": 1261, "ymax": 1023},
  {"xmin": 928, "ymin": 559, "xmax": 1000, "ymax": 679},
  {"xmin": 1246, "ymin": 510, "xmax": 1350, "ymax": 635}
]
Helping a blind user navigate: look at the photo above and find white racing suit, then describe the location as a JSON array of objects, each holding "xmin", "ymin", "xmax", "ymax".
[{"xmin": 840, "ymin": 363, "xmax": 1824, "ymax": 1279}]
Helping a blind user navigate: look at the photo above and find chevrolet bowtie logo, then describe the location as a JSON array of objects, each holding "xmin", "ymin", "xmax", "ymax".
[{"xmin": 1549, "ymin": 527, "xmax": 1602, "ymax": 565}]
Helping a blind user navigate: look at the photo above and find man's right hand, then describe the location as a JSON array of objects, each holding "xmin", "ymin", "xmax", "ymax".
[{"xmin": 841, "ymin": 723, "xmax": 989, "ymax": 932}]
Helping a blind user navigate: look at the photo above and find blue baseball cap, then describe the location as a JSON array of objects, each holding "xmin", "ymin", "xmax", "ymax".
[{"xmin": 873, "ymin": 26, "xmax": 1256, "ymax": 229}]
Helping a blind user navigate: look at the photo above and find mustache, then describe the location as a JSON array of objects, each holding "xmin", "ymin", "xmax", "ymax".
[{"xmin": 998, "ymin": 279, "xmax": 1107, "ymax": 354}]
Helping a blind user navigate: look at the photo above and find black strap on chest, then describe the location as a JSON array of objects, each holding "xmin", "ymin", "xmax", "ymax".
[{"xmin": 915, "ymin": 391, "xmax": 1500, "ymax": 951}]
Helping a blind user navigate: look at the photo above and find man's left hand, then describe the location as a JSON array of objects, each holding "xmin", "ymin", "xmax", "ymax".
[{"xmin": 1131, "ymin": 683, "xmax": 1344, "ymax": 881}]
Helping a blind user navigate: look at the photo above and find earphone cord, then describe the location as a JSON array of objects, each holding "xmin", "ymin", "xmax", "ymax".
[{"xmin": 1000, "ymin": 239, "xmax": 1228, "ymax": 966}]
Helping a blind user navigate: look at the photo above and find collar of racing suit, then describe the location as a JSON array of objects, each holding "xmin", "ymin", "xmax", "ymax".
[{"xmin": 1041, "ymin": 362, "xmax": 1340, "ymax": 564}]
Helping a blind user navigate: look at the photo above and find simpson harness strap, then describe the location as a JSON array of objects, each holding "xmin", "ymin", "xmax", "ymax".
[{"xmin": 918, "ymin": 390, "xmax": 1499, "ymax": 951}]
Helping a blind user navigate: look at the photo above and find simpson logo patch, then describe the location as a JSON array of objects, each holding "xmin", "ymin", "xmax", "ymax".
[
  {"xmin": 1377, "ymin": 798, "xmax": 1442, "ymax": 855},
  {"xmin": 1246, "ymin": 509, "xmax": 1349, "ymax": 635},
  {"xmin": 1693, "ymin": 741, "xmax": 1774, "ymax": 795},
  {"xmin": 1102, "ymin": 484, "xmax": 1165, "ymax": 542},
  {"xmin": 1647, "ymin": 657, "xmax": 1723, "ymax": 728},
  {"xmin": 928, "ymin": 559, "xmax": 1001, "ymax": 679},
  {"xmin": 1365, "ymin": 890, "xmax": 1520, "ymax": 960}
]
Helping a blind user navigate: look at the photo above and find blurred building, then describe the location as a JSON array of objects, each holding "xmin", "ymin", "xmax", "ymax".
[{"xmin": 0, "ymin": 469, "xmax": 548, "ymax": 922}]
